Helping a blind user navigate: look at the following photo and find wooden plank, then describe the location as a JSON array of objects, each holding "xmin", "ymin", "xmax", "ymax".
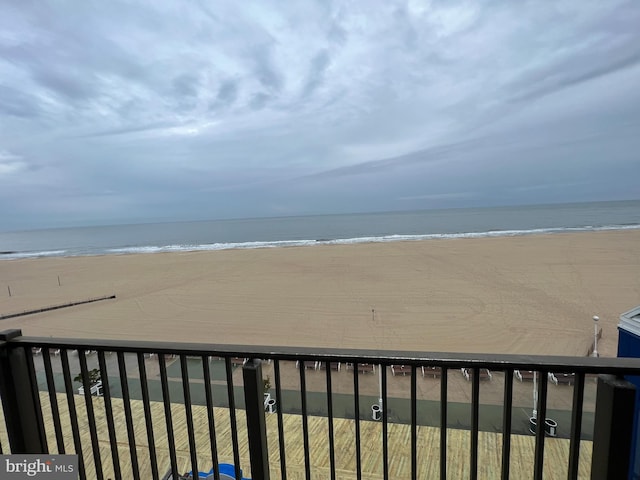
[{"xmin": 0, "ymin": 393, "xmax": 593, "ymax": 479}]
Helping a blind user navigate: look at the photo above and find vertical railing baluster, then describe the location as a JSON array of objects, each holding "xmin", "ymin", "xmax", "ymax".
[
  {"xmin": 567, "ymin": 372, "xmax": 585, "ymax": 480},
  {"xmin": 137, "ymin": 353, "xmax": 159, "ymax": 480},
  {"xmin": 243, "ymin": 359, "xmax": 270, "ymax": 480},
  {"xmin": 533, "ymin": 371, "xmax": 548, "ymax": 480},
  {"xmin": 202, "ymin": 357, "xmax": 220, "ymax": 480},
  {"xmin": 78, "ymin": 350, "xmax": 104, "ymax": 479},
  {"xmin": 501, "ymin": 369, "xmax": 514, "ymax": 480},
  {"xmin": 97, "ymin": 351, "xmax": 121, "ymax": 480},
  {"xmin": 60, "ymin": 350, "xmax": 86, "ymax": 479},
  {"xmin": 23, "ymin": 346, "xmax": 48, "ymax": 453},
  {"xmin": 117, "ymin": 351, "xmax": 140, "ymax": 480},
  {"xmin": 180, "ymin": 354, "xmax": 199, "ymax": 479},
  {"xmin": 274, "ymin": 360, "xmax": 287, "ymax": 480},
  {"xmin": 470, "ymin": 368, "xmax": 480, "ymax": 480},
  {"xmin": 299, "ymin": 361, "xmax": 311, "ymax": 480},
  {"xmin": 411, "ymin": 365, "xmax": 417, "ymax": 480},
  {"xmin": 42, "ymin": 348, "xmax": 65, "ymax": 453},
  {"xmin": 353, "ymin": 362, "xmax": 362, "ymax": 480},
  {"xmin": 158, "ymin": 354, "xmax": 178, "ymax": 478},
  {"xmin": 440, "ymin": 368, "xmax": 448, "ymax": 480},
  {"xmin": 381, "ymin": 364, "xmax": 389, "ymax": 480},
  {"xmin": 224, "ymin": 357, "xmax": 242, "ymax": 480},
  {"xmin": 325, "ymin": 362, "xmax": 336, "ymax": 480}
]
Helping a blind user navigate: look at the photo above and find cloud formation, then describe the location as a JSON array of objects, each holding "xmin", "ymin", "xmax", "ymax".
[{"xmin": 1, "ymin": 0, "xmax": 639, "ymax": 229}]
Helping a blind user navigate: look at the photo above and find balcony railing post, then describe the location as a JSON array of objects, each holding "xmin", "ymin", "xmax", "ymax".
[
  {"xmin": 0, "ymin": 329, "xmax": 47, "ymax": 453},
  {"xmin": 243, "ymin": 358, "xmax": 270, "ymax": 480},
  {"xmin": 591, "ymin": 374, "xmax": 636, "ymax": 480}
]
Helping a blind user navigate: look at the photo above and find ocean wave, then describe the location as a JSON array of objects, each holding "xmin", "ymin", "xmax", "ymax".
[
  {"xmin": 2, "ymin": 223, "xmax": 638, "ymax": 259},
  {"xmin": 1, "ymin": 250, "xmax": 69, "ymax": 260},
  {"xmin": 93, "ymin": 223, "xmax": 640, "ymax": 255},
  {"xmin": 105, "ymin": 239, "xmax": 313, "ymax": 255}
]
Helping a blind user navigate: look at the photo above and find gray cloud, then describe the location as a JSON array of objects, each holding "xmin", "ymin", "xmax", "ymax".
[
  {"xmin": 0, "ymin": 0, "xmax": 639, "ymax": 230},
  {"xmin": 172, "ymin": 74, "xmax": 200, "ymax": 98},
  {"xmin": 249, "ymin": 92, "xmax": 271, "ymax": 111},
  {"xmin": 506, "ymin": 49, "xmax": 640, "ymax": 105},
  {"xmin": 215, "ymin": 80, "xmax": 239, "ymax": 105},
  {"xmin": 301, "ymin": 50, "xmax": 331, "ymax": 98},
  {"xmin": 0, "ymin": 85, "xmax": 40, "ymax": 117}
]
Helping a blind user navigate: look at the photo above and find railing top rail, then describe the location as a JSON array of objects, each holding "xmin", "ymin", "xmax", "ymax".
[{"xmin": 4, "ymin": 332, "xmax": 640, "ymax": 375}]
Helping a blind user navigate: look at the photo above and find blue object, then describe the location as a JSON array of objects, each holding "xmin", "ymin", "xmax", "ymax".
[
  {"xmin": 617, "ymin": 306, "xmax": 640, "ymax": 480},
  {"xmin": 218, "ymin": 464, "xmax": 240, "ymax": 478},
  {"xmin": 187, "ymin": 463, "xmax": 249, "ymax": 480}
]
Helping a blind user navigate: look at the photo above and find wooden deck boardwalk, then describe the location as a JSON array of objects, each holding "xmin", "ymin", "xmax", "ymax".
[{"xmin": 1, "ymin": 393, "xmax": 593, "ymax": 479}]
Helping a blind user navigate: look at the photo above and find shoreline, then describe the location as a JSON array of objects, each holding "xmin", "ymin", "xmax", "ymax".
[
  {"xmin": 1, "ymin": 229, "xmax": 639, "ymax": 358},
  {"xmin": 2, "ymin": 224, "xmax": 640, "ymax": 261}
]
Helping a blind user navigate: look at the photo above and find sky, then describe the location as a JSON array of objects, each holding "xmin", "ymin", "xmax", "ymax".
[{"xmin": 1, "ymin": 0, "xmax": 640, "ymax": 231}]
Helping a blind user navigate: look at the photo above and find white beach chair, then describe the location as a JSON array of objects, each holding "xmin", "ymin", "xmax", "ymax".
[{"xmin": 422, "ymin": 366, "xmax": 442, "ymax": 378}]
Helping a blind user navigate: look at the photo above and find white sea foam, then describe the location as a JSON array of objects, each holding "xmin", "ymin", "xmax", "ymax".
[
  {"xmin": 1, "ymin": 250, "xmax": 68, "ymax": 260},
  {"xmin": 97, "ymin": 224, "xmax": 640, "ymax": 256}
]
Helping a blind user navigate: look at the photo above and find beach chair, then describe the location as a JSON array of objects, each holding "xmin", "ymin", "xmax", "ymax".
[
  {"xmin": 516, "ymin": 370, "xmax": 559, "ymax": 384},
  {"xmin": 295, "ymin": 360, "xmax": 318, "ymax": 370},
  {"xmin": 515, "ymin": 370, "xmax": 536, "ymax": 382},
  {"xmin": 462, "ymin": 368, "xmax": 492, "ymax": 381},
  {"xmin": 318, "ymin": 361, "xmax": 341, "ymax": 371},
  {"xmin": 357, "ymin": 363, "xmax": 375, "ymax": 374},
  {"xmin": 421, "ymin": 366, "xmax": 442, "ymax": 378},
  {"xmin": 551, "ymin": 372, "xmax": 575, "ymax": 385},
  {"xmin": 391, "ymin": 365, "xmax": 411, "ymax": 376},
  {"xmin": 231, "ymin": 357, "xmax": 247, "ymax": 367}
]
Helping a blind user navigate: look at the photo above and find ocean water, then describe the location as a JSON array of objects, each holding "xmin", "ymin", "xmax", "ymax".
[{"xmin": 1, "ymin": 200, "xmax": 639, "ymax": 260}]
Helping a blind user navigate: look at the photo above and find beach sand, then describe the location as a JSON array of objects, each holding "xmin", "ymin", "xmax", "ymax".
[{"xmin": 1, "ymin": 230, "xmax": 639, "ymax": 357}]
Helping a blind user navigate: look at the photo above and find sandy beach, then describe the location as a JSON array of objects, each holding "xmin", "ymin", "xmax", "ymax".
[{"xmin": 1, "ymin": 230, "xmax": 639, "ymax": 357}]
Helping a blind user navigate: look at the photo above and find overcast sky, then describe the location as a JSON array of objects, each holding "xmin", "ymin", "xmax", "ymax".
[{"xmin": 1, "ymin": 1, "xmax": 639, "ymax": 231}]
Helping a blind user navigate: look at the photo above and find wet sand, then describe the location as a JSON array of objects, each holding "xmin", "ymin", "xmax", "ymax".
[{"xmin": 1, "ymin": 230, "xmax": 639, "ymax": 357}]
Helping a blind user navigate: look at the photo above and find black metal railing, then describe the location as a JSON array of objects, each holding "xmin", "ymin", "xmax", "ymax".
[{"xmin": 0, "ymin": 328, "xmax": 639, "ymax": 480}]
